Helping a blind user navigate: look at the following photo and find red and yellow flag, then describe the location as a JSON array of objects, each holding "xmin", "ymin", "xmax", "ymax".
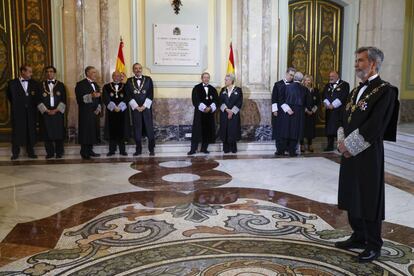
[
  {"xmin": 226, "ymin": 42, "xmax": 235, "ymax": 74},
  {"xmin": 115, "ymin": 38, "xmax": 126, "ymax": 74}
]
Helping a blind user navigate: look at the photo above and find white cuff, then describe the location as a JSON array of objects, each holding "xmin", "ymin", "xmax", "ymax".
[
  {"xmin": 83, "ymin": 94, "xmax": 93, "ymax": 104},
  {"xmin": 95, "ymin": 105, "xmax": 102, "ymax": 113},
  {"xmin": 57, "ymin": 102, "xmax": 66, "ymax": 113},
  {"xmin": 129, "ymin": 99, "xmax": 139, "ymax": 110},
  {"xmin": 37, "ymin": 103, "xmax": 48, "ymax": 114},
  {"xmin": 220, "ymin": 104, "xmax": 228, "ymax": 112},
  {"xmin": 210, "ymin": 103, "xmax": 217, "ymax": 112},
  {"xmin": 272, "ymin": 103, "xmax": 278, "ymax": 112},
  {"xmin": 332, "ymin": 99, "xmax": 342, "ymax": 108},
  {"xmin": 281, "ymin": 103, "xmax": 292, "ymax": 113},
  {"xmin": 311, "ymin": 106, "xmax": 318, "ymax": 113},
  {"xmin": 231, "ymin": 106, "xmax": 240, "ymax": 114},
  {"xmin": 344, "ymin": 128, "xmax": 371, "ymax": 156},
  {"xmin": 143, "ymin": 98, "xmax": 152, "ymax": 109},
  {"xmin": 107, "ymin": 101, "xmax": 116, "ymax": 111},
  {"xmin": 337, "ymin": 127, "xmax": 345, "ymax": 142},
  {"xmin": 323, "ymin": 99, "xmax": 331, "ymax": 107},
  {"xmin": 118, "ymin": 102, "xmax": 127, "ymax": 111},
  {"xmin": 198, "ymin": 103, "xmax": 207, "ymax": 112}
]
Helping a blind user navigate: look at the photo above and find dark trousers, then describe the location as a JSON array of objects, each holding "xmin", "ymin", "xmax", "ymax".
[
  {"xmin": 190, "ymin": 141, "xmax": 209, "ymax": 152},
  {"xmin": 109, "ymin": 140, "xmax": 126, "ymax": 154},
  {"xmin": 348, "ymin": 213, "xmax": 383, "ymax": 251},
  {"xmin": 275, "ymin": 138, "xmax": 283, "ymax": 154},
  {"xmin": 223, "ymin": 141, "xmax": 237, "ymax": 153},
  {"xmin": 12, "ymin": 142, "xmax": 34, "ymax": 157},
  {"xmin": 300, "ymin": 138, "xmax": 313, "ymax": 146},
  {"xmin": 45, "ymin": 140, "xmax": 64, "ymax": 156},
  {"xmin": 279, "ymin": 138, "xmax": 298, "ymax": 155},
  {"xmin": 80, "ymin": 144, "xmax": 93, "ymax": 157},
  {"xmin": 326, "ymin": 135, "xmax": 335, "ymax": 150},
  {"xmin": 135, "ymin": 138, "xmax": 155, "ymax": 154}
]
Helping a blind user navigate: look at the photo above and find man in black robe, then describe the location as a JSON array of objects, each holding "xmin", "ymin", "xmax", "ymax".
[
  {"xmin": 7, "ymin": 65, "xmax": 38, "ymax": 160},
  {"xmin": 126, "ymin": 63, "xmax": 155, "ymax": 156},
  {"xmin": 322, "ymin": 71, "xmax": 349, "ymax": 151},
  {"xmin": 188, "ymin": 72, "xmax": 218, "ymax": 155},
  {"xmin": 336, "ymin": 47, "xmax": 399, "ymax": 263},
  {"xmin": 75, "ymin": 66, "xmax": 102, "ymax": 160},
  {"xmin": 272, "ymin": 68, "xmax": 295, "ymax": 156},
  {"xmin": 278, "ymin": 72, "xmax": 311, "ymax": 157},
  {"xmin": 219, "ymin": 74, "xmax": 243, "ymax": 153},
  {"xmin": 37, "ymin": 66, "xmax": 67, "ymax": 159},
  {"xmin": 103, "ymin": 71, "xmax": 130, "ymax": 156}
]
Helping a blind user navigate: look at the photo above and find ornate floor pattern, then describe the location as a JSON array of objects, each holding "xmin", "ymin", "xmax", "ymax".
[{"xmin": 1, "ymin": 194, "xmax": 413, "ymax": 275}]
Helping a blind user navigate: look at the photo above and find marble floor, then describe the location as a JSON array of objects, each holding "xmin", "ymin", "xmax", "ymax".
[{"xmin": 0, "ymin": 153, "xmax": 413, "ymax": 275}]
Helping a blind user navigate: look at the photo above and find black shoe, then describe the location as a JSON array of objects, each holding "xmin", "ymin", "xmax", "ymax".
[
  {"xmin": 149, "ymin": 151, "xmax": 155, "ymax": 156},
  {"xmin": 81, "ymin": 155, "xmax": 91, "ymax": 160},
  {"xmin": 11, "ymin": 155, "xmax": 19, "ymax": 160},
  {"xmin": 45, "ymin": 154, "xmax": 54, "ymax": 159},
  {"xmin": 358, "ymin": 248, "xmax": 380, "ymax": 263},
  {"xmin": 223, "ymin": 150, "xmax": 230, "ymax": 154},
  {"xmin": 187, "ymin": 150, "xmax": 196, "ymax": 155},
  {"xmin": 28, "ymin": 154, "xmax": 38, "ymax": 159},
  {"xmin": 90, "ymin": 152, "xmax": 100, "ymax": 157},
  {"xmin": 133, "ymin": 152, "xmax": 142, "ymax": 156},
  {"xmin": 335, "ymin": 238, "xmax": 366, "ymax": 250},
  {"xmin": 274, "ymin": 151, "xmax": 284, "ymax": 156},
  {"xmin": 120, "ymin": 152, "xmax": 128, "ymax": 156},
  {"xmin": 106, "ymin": 152, "xmax": 115, "ymax": 157},
  {"xmin": 202, "ymin": 150, "xmax": 210, "ymax": 154},
  {"xmin": 231, "ymin": 150, "xmax": 237, "ymax": 153},
  {"xmin": 55, "ymin": 154, "xmax": 63, "ymax": 159}
]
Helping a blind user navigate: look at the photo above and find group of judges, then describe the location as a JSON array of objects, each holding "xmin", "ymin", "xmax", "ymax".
[{"xmin": 6, "ymin": 46, "xmax": 402, "ymax": 263}]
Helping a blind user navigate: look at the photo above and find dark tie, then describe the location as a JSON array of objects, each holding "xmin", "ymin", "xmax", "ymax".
[
  {"xmin": 359, "ymin": 80, "xmax": 370, "ymax": 88},
  {"xmin": 21, "ymin": 79, "xmax": 28, "ymax": 82},
  {"xmin": 47, "ymin": 80, "xmax": 55, "ymax": 85},
  {"xmin": 203, "ymin": 84, "xmax": 208, "ymax": 87}
]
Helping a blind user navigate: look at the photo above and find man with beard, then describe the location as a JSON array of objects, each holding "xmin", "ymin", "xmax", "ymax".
[
  {"xmin": 335, "ymin": 47, "xmax": 399, "ymax": 262},
  {"xmin": 37, "ymin": 66, "xmax": 67, "ymax": 159},
  {"xmin": 188, "ymin": 72, "xmax": 218, "ymax": 155},
  {"xmin": 103, "ymin": 71, "xmax": 130, "ymax": 156},
  {"xmin": 7, "ymin": 65, "xmax": 39, "ymax": 160},
  {"xmin": 75, "ymin": 66, "xmax": 102, "ymax": 160},
  {"xmin": 272, "ymin": 67, "xmax": 295, "ymax": 156},
  {"xmin": 126, "ymin": 63, "xmax": 155, "ymax": 156},
  {"xmin": 322, "ymin": 71, "xmax": 349, "ymax": 151}
]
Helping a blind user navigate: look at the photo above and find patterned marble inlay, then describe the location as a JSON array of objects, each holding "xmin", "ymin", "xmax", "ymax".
[{"xmin": 162, "ymin": 173, "xmax": 201, "ymax": 182}]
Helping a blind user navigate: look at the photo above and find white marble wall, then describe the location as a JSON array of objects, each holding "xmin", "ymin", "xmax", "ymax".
[{"xmin": 358, "ymin": 0, "xmax": 406, "ymax": 88}]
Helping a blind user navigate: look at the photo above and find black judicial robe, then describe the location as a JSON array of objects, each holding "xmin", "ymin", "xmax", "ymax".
[
  {"xmin": 338, "ymin": 77, "xmax": 399, "ymax": 221},
  {"xmin": 303, "ymin": 88, "xmax": 321, "ymax": 140},
  {"xmin": 191, "ymin": 83, "xmax": 218, "ymax": 143},
  {"xmin": 102, "ymin": 82, "xmax": 130, "ymax": 141},
  {"xmin": 279, "ymin": 82, "xmax": 311, "ymax": 141},
  {"xmin": 125, "ymin": 76, "xmax": 155, "ymax": 140},
  {"xmin": 271, "ymin": 80, "xmax": 288, "ymax": 140},
  {"xmin": 37, "ymin": 80, "xmax": 66, "ymax": 141},
  {"xmin": 323, "ymin": 80, "xmax": 350, "ymax": 136},
  {"xmin": 218, "ymin": 86, "xmax": 243, "ymax": 143},
  {"xmin": 6, "ymin": 78, "xmax": 38, "ymax": 146},
  {"xmin": 75, "ymin": 79, "xmax": 101, "ymax": 145}
]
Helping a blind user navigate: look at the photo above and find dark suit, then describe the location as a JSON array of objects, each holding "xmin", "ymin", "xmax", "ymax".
[
  {"xmin": 219, "ymin": 86, "xmax": 243, "ymax": 153},
  {"xmin": 37, "ymin": 80, "xmax": 66, "ymax": 157},
  {"xmin": 190, "ymin": 83, "xmax": 218, "ymax": 152},
  {"xmin": 271, "ymin": 80, "xmax": 289, "ymax": 153},
  {"xmin": 125, "ymin": 75, "xmax": 155, "ymax": 154},
  {"xmin": 75, "ymin": 78, "xmax": 102, "ymax": 158},
  {"xmin": 6, "ymin": 78, "xmax": 38, "ymax": 157}
]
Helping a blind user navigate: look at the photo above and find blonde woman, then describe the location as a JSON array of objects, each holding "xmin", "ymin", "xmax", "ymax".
[
  {"xmin": 218, "ymin": 74, "xmax": 243, "ymax": 153},
  {"xmin": 300, "ymin": 75, "xmax": 320, "ymax": 152}
]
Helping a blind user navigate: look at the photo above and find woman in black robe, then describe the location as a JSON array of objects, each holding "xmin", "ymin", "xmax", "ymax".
[
  {"xmin": 300, "ymin": 75, "xmax": 320, "ymax": 152},
  {"xmin": 218, "ymin": 74, "xmax": 243, "ymax": 153}
]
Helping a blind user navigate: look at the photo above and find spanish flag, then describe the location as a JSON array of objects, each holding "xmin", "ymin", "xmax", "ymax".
[
  {"xmin": 226, "ymin": 42, "xmax": 235, "ymax": 74},
  {"xmin": 115, "ymin": 38, "xmax": 125, "ymax": 74}
]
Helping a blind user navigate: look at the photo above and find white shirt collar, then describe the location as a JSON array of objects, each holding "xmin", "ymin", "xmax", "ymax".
[{"xmin": 368, "ymin": 74, "xmax": 379, "ymax": 82}]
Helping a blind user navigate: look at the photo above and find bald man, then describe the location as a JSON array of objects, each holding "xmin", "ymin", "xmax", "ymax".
[{"xmin": 102, "ymin": 71, "xmax": 130, "ymax": 156}]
